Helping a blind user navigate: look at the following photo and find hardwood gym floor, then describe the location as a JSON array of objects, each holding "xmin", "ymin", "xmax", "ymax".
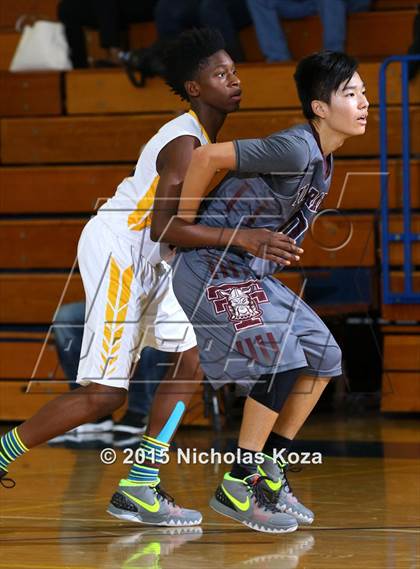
[{"xmin": 0, "ymin": 414, "xmax": 419, "ymax": 569}]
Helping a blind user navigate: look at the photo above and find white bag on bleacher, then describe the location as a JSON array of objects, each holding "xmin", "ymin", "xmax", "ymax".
[{"xmin": 10, "ymin": 20, "xmax": 72, "ymax": 72}]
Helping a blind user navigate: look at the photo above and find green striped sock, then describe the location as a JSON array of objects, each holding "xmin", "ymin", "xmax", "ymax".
[
  {"xmin": 0, "ymin": 427, "xmax": 28, "ymax": 473},
  {"xmin": 126, "ymin": 434, "xmax": 169, "ymax": 485}
]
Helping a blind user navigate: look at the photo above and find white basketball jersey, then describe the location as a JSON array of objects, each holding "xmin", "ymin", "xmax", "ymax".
[{"xmin": 98, "ymin": 110, "xmax": 210, "ymax": 263}]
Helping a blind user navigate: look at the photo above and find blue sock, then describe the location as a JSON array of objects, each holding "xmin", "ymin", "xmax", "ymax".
[{"xmin": 126, "ymin": 434, "xmax": 169, "ymax": 485}]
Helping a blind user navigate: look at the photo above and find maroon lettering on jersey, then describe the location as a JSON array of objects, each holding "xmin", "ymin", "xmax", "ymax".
[
  {"xmin": 306, "ymin": 186, "xmax": 325, "ymax": 212},
  {"xmin": 206, "ymin": 280, "xmax": 269, "ymax": 331}
]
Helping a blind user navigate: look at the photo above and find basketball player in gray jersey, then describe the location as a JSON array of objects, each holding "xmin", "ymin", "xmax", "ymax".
[{"xmin": 168, "ymin": 50, "xmax": 369, "ymax": 532}]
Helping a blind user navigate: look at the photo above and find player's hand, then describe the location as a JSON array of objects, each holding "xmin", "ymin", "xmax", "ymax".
[{"xmin": 234, "ymin": 228, "xmax": 303, "ymax": 265}]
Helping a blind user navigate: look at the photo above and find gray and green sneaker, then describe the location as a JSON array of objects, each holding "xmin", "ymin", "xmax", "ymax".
[
  {"xmin": 107, "ymin": 478, "xmax": 202, "ymax": 527},
  {"xmin": 209, "ymin": 472, "xmax": 298, "ymax": 534},
  {"xmin": 258, "ymin": 456, "xmax": 314, "ymax": 525}
]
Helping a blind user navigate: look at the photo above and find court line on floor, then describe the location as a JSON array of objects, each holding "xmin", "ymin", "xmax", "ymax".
[{"xmin": 1, "ymin": 514, "xmax": 419, "ymax": 534}]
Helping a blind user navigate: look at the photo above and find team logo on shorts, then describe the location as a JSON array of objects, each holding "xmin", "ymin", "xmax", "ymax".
[{"xmin": 206, "ymin": 280, "xmax": 269, "ymax": 331}]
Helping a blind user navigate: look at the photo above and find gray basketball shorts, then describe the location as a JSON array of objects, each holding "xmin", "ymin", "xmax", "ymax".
[{"xmin": 172, "ymin": 250, "xmax": 342, "ymax": 393}]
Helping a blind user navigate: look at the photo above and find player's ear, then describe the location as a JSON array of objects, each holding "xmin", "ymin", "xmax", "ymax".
[
  {"xmin": 311, "ymin": 99, "xmax": 328, "ymax": 119},
  {"xmin": 185, "ymin": 80, "xmax": 200, "ymax": 98}
]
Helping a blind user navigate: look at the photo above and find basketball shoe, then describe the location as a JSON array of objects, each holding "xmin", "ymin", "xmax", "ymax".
[
  {"xmin": 210, "ymin": 472, "xmax": 298, "ymax": 533},
  {"xmin": 107, "ymin": 478, "xmax": 202, "ymax": 526},
  {"xmin": 258, "ymin": 456, "xmax": 314, "ymax": 525}
]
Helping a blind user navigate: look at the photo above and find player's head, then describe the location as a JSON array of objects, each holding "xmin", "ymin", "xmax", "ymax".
[
  {"xmin": 161, "ymin": 28, "xmax": 241, "ymax": 113},
  {"xmin": 294, "ymin": 51, "xmax": 369, "ymax": 137}
]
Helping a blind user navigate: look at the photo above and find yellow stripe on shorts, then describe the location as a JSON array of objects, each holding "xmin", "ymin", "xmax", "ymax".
[{"xmin": 100, "ymin": 257, "xmax": 134, "ymax": 377}]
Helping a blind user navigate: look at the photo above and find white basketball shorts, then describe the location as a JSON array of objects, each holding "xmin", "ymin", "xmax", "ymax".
[{"xmin": 75, "ymin": 216, "xmax": 196, "ymax": 390}]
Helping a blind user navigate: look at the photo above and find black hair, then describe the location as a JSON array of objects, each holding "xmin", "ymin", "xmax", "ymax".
[
  {"xmin": 294, "ymin": 51, "xmax": 359, "ymax": 120},
  {"xmin": 160, "ymin": 28, "xmax": 226, "ymax": 101}
]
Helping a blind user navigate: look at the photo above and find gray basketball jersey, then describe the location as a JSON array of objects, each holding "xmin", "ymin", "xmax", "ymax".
[
  {"xmin": 195, "ymin": 123, "xmax": 333, "ymax": 276},
  {"xmin": 172, "ymin": 123, "xmax": 341, "ymax": 389}
]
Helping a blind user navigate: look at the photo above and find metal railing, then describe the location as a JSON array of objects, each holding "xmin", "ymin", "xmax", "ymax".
[{"xmin": 379, "ymin": 54, "xmax": 420, "ymax": 303}]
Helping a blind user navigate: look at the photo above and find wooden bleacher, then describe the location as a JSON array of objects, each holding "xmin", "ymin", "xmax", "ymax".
[
  {"xmin": 381, "ymin": 328, "xmax": 420, "ymax": 412},
  {"xmin": 2, "ymin": 106, "xmax": 419, "ymax": 164},
  {"xmin": 0, "ymin": 71, "xmax": 62, "ymax": 117},
  {"xmin": 0, "ymin": 1, "xmax": 58, "ymax": 28},
  {"xmin": 0, "ymin": 330, "xmax": 65, "ymax": 421},
  {"xmin": 0, "ymin": 6, "xmax": 417, "ymax": 70},
  {"xmin": 0, "ymin": 273, "xmax": 83, "ymax": 324},
  {"xmin": 1, "ymin": 3, "xmax": 419, "ymax": 419},
  {"xmin": 0, "ymin": 159, "xmax": 417, "ymax": 213},
  {"xmin": 0, "ymin": 215, "xmax": 377, "ymax": 270},
  {"xmin": 0, "ymin": 165, "xmax": 129, "ymax": 212},
  {"xmin": 64, "ymin": 62, "xmax": 420, "ymax": 115}
]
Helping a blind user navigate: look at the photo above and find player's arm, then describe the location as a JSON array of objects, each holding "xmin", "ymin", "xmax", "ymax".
[
  {"xmin": 151, "ymin": 137, "xmax": 301, "ymax": 265},
  {"xmin": 177, "ymin": 142, "xmax": 236, "ymax": 222},
  {"xmin": 152, "ymin": 136, "xmax": 237, "ymax": 249},
  {"xmin": 178, "ymin": 135, "xmax": 310, "ymax": 220}
]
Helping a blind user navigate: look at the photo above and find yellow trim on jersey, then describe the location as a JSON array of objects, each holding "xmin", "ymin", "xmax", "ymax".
[
  {"xmin": 188, "ymin": 109, "xmax": 211, "ymax": 143},
  {"xmin": 100, "ymin": 257, "xmax": 134, "ymax": 376},
  {"xmin": 126, "ymin": 111, "xmax": 208, "ymax": 233},
  {"xmin": 127, "ymin": 174, "xmax": 160, "ymax": 232}
]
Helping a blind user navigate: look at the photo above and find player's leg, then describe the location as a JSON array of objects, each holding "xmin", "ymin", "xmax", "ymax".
[
  {"xmin": 124, "ymin": 263, "xmax": 202, "ymax": 482},
  {"xmin": 146, "ymin": 346, "xmax": 202, "ymax": 436},
  {"xmin": 0, "ymin": 217, "xmax": 137, "ymax": 483},
  {"xmin": 256, "ymin": 374, "xmax": 330, "ymax": 525},
  {"xmin": 15, "ymin": 384, "xmax": 125, "ymax": 449},
  {"xmin": 107, "ymin": 261, "xmax": 203, "ymax": 526},
  {"xmin": 107, "ymin": 347, "xmax": 203, "ymax": 527},
  {"xmin": 209, "ymin": 370, "xmax": 303, "ymax": 533},
  {"xmin": 267, "ymin": 293, "xmax": 342, "ymax": 446},
  {"xmin": 258, "ymin": 292, "xmax": 343, "ymax": 524},
  {"xmin": 53, "ymin": 301, "xmax": 114, "ymax": 437},
  {"xmin": 0, "ymin": 383, "xmax": 125, "ymax": 485},
  {"xmin": 113, "ymin": 347, "xmax": 171, "ymax": 441},
  {"xmin": 167, "ymin": 253, "xmax": 305, "ymax": 531},
  {"xmin": 270, "ymin": 374, "xmax": 330, "ymax": 440},
  {"xmin": 201, "ymin": 274, "xmax": 335, "ymax": 530}
]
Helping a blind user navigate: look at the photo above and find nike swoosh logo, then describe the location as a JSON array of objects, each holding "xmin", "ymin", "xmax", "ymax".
[
  {"xmin": 258, "ymin": 466, "xmax": 281, "ymax": 492},
  {"xmin": 221, "ymin": 485, "xmax": 250, "ymax": 512},
  {"xmin": 122, "ymin": 490, "xmax": 160, "ymax": 513}
]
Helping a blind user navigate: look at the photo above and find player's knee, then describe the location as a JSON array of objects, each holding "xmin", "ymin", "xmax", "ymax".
[
  {"xmin": 84, "ymin": 384, "xmax": 126, "ymax": 415},
  {"xmin": 249, "ymin": 369, "xmax": 301, "ymax": 412}
]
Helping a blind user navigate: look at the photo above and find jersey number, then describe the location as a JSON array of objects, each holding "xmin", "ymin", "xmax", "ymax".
[{"xmin": 281, "ymin": 210, "xmax": 308, "ymax": 241}]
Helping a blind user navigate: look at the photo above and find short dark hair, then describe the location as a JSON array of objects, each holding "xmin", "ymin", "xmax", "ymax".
[
  {"xmin": 294, "ymin": 51, "xmax": 359, "ymax": 120},
  {"xmin": 161, "ymin": 28, "xmax": 226, "ymax": 101}
]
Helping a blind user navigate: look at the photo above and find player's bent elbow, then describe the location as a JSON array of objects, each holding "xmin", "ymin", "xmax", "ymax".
[
  {"xmin": 150, "ymin": 224, "xmax": 161, "ymax": 242},
  {"xmin": 151, "ymin": 220, "xmax": 176, "ymax": 243},
  {"xmin": 150, "ymin": 214, "xmax": 167, "ymax": 241}
]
